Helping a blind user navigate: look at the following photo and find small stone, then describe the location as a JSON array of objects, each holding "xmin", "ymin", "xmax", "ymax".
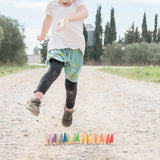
[
  {"xmin": 21, "ymin": 129, "xmax": 28, "ymax": 132},
  {"xmin": 24, "ymin": 133, "xmax": 29, "ymax": 137},
  {"xmin": 134, "ymin": 143, "xmax": 139, "ymax": 145}
]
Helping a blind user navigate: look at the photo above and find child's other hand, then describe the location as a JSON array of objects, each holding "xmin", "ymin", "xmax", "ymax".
[
  {"xmin": 57, "ymin": 19, "xmax": 65, "ymax": 32},
  {"xmin": 57, "ymin": 18, "xmax": 69, "ymax": 32},
  {"xmin": 37, "ymin": 35, "xmax": 45, "ymax": 42}
]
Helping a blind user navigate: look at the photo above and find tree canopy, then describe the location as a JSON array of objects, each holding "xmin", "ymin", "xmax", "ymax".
[
  {"xmin": 93, "ymin": 5, "xmax": 103, "ymax": 62},
  {"xmin": 0, "ymin": 14, "xmax": 27, "ymax": 65}
]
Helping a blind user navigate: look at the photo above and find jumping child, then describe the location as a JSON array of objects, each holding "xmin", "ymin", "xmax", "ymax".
[{"xmin": 26, "ymin": 0, "xmax": 88, "ymax": 127}]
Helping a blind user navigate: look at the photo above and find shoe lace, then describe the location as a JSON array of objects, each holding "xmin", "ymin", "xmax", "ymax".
[{"xmin": 32, "ymin": 98, "xmax": 41, "ymax": 106}]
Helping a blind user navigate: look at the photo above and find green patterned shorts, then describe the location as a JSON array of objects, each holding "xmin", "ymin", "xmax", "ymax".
[{"xmin": 46, "ymin": 48, "xmax": 83, "ymax": 82}]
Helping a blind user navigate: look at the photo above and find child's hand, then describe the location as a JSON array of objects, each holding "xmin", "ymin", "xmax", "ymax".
[
  {"xmin": 37, "ymin": 35, "xmax": 45, "ymax": 42},
  {"xmin": 57, "ymin": 18, "xmax": 69, "ymax": 32},
  {"xmin": 57, "ymin": 19, "xmax": 65, "ymax": 32}
]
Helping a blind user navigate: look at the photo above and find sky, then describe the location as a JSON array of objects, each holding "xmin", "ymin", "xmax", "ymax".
[{"xmin": 0, "ymin": 0, "xmax": 160, "ymax": 54}]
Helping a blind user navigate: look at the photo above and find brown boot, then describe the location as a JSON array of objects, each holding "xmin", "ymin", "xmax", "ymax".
[
  {"xmin": 62, "ymin": 107, "xmax": 74, "ymax": 127},
  {"xmin": 26, "ymin": 98, "xmax": 41, "ymax": 116}
]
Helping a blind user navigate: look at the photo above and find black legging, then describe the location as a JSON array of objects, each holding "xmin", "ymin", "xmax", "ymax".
[{"xmin": 35, "ymin": 59, "xmax": 77, "ymax": 109}]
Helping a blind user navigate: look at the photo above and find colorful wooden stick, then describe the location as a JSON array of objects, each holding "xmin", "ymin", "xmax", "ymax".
[
  {"xmin": 87, "ymin": 133, "xmax": 90, "ymax": 144},
  {"xmin": 95, "ymin": 133, "xmax": 99, "ymax": 144},
  {"xmin": 72, "ymin": 133, "xmax": 76, "ymax": 144},
  {"xmin": 56, "ymin": 134, "xmax": 59, "ymax": 144},
  {"xmin": 80, "ymin": 133, "xmax": 84, "ymax": 144},
  {"xmin": 100, "ymin": 133, "xmax": 104, "ymax": 144},
  {"xmin": 75, "ymin": 133, "xmax": 80, "ymax": 143},
  {"xmin": 84, "ymin": 133, "xmax": 87, "ymax": 144},
  {"xmin": 110, "ymin": 134, "xmax": 114, "ymax": 143},
  {"xmin": 106, "ymin": 134, "xmax": 110, "ymax": 144},
  {"xmin": 91, "ymin": 133, "xmax": 95, "ymax": 144},
  {"xmin": 52, "ymin": 133, "xmax": 56, "ymax": 144},
  {"xmin": 67, "ymin": 133, "xmax": 71, "ymax": 144},
  {"xmin": 64, "ymin": 133, "xmax": 68, "ymax": 143},
  {"xmin": 59, "ymin": 133, "xmax": 64, "ymax": 144}
]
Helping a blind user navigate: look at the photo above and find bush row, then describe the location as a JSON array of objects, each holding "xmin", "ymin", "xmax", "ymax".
[{"xmin": 102, "ymin": 42, "xmax": 160, "ymax": 66}]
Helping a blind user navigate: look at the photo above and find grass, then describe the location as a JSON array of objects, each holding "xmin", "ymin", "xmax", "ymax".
[
  {"xmin": 100, "ymin": 67, "xmax": 160, "ymax": 83},
  {"xmin": 0, "ymin": 65, "xmax": 47, "ymax": 77}
]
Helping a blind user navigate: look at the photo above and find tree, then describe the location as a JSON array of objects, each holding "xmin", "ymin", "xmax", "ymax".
[
  {"xmin": 40, "ymin": 38, "xmax": 49, "ymax": 63},
  {"xmin": 146, "ymin": 30, "xmax": 152, "ymax": 43},
  {"xmin": 83, "ymin": 24, "xmax": 88, "ymax": 62},
  {"xmin": 109, "ymin": 7, "xmax": 117, "ymax": 44},
  {"xmin": 135, "ymin": 27, "xmax": 140, "ymax": 43},
  {"xmin": 141, "ymin": 12, "xmax": 148, "ymax": 42},
  {"xmin": 153, "ymin": 14, "xmax": 158, "ymax": 42},
  {"xmin": 93, "ymin": 5, "xmax": 103, "ymax": 62},
  {"xmin": 0, "ymin": 26, "xmax": 4, "ymax": 46},
  {"xmin": 0, "ymin": 14, "xmax": 27, "ymax": 65},
  {"xmin": 125, "ymin": 23, "xmax": 135, "ymax": 44},
  {"xmin": 125, "ymin": 23, "xmax": 140, "ymax": 44},
  {"xmin": 104, "ymin": 22, "xmax": 110, "ymax": 46},
  {"xmin": 157, "ymin": 28, "xmax": 160, "ymax": 42}
]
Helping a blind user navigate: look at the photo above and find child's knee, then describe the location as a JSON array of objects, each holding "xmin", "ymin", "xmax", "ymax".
[
  {"xmin": 49, "ymin": 59, "xmax": 64, "ymax": 76},
  {"xmin": 65, "ymin": 79, "xmax": 77, "ymax": 90}
]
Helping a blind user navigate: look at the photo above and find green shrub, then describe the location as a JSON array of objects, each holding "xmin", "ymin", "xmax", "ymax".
[
  {"xmin": 0, "ymin": 14, "xmax": 27, "ymax": 65},
  {"xmin": 103, "ymin": 42, "xmax": 160, "ymax": 66},
  {"xmin": 103, "ymin": 42, "xmax": 124, "ymax": 65}
]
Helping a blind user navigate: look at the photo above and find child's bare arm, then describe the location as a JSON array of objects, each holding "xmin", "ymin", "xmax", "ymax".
[
  {"xmin": 57, "ymin": 5, "xmax": 88, "ymax": 32},
  {"xmin": 67, "ymin": 5, "xmax": 89, "ymax": 22},
  {"xmin": 37, "ymin": 14, "xmax": 53, "ymax": 41}
]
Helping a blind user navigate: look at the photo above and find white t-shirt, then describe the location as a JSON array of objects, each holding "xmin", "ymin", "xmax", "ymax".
[{"xmin": 46, "ymin": 0, "xmax": 85, "ymax": 54}]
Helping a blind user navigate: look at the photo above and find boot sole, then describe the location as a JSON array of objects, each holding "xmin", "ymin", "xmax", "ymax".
[
  {"xmin": 26, "ymin": 105, "xmax": 40, "ymax": 116},
  {"xmin": 61, "ymin": 119, "xmax": 72, "ymax": 127}
]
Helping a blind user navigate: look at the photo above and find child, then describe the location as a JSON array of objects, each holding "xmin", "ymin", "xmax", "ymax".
[{"xmin": 26, "ymin": 0, "xmax": 88, "ymax": 127}]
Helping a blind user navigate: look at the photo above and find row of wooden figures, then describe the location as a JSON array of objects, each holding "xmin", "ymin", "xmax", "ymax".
[{"xmin": 45, "ymin": 133, "xmax": 114, "ymax": 145}]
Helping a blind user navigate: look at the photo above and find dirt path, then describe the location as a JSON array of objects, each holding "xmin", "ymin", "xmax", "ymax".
[{"xmin": 0, "ymin": 66, "xmax": 160, "ymax": 160}]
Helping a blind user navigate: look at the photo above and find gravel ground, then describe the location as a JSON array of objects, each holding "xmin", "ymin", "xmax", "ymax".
[{"xmin": 0, "ymin": 66, "xmax": 160, "ymax": 160}]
